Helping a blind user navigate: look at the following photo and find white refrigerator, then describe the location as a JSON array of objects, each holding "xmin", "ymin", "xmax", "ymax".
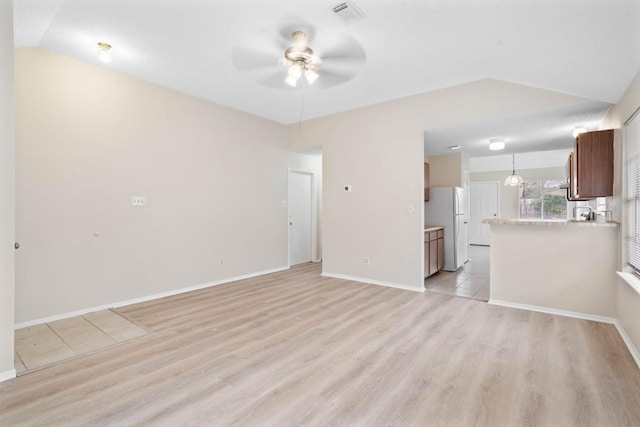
[{"xmin": 424, "ymin": 186, "xmax": 469, "ymax": 271}]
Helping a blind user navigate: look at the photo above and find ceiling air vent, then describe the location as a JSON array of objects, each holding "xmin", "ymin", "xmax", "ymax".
[{"xmin": 331, "ymin": 1, "xmax": 366, "ymax": 24}]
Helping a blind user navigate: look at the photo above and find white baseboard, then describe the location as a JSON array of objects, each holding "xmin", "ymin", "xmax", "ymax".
[
  {"xmin": 0, "ymin": 368, "xmax": 16, "ymax": 383},
  {"xmin": 614, "ymin": 320, "xmax": 640, "ymax": 369},
  {"xmin": 488, "ymin": 299, "xmax": 617, "ymax": 324},
  {"xmin": 488, "ymin": 299, "xmax": 640, "ymax": 370},
  {"xmin": 15, "ymin": 266, "xmax": 290, "ymax": 329},
  {"xmin": 321, "ymin": 272, "xmax": 423, "ymax": 293}
]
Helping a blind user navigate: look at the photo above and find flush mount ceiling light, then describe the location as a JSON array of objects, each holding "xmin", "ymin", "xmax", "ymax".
[
  {"xmin": 284, "ymin": 31, "xmax": 322, "ymax": 87},
  {"xmin": 97, "ymin": 42, "xmax": 112, "ymax": 63},
  {"xmin": 449, "ymin": 145, "xmax": 461, "ymax": 150},
  {"xmin": 504, "ymin": 153, "xmax": 524, "ymax": 186},
  {"xmin": 573, "ymin": 124, "xmax": 588, "ymax": 138},
  {"xmin": 489, "ymin": 138, "xmax": 505, "ymax": 151}
]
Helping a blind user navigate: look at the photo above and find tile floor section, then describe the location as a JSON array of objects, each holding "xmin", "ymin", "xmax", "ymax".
[
  {"xmin": 425, "ymin": 245, "xmax": 490, "ymax": 301},
  {"xmin": 14, "ymin": 309, "xmax": 150, "ymax": 375}
]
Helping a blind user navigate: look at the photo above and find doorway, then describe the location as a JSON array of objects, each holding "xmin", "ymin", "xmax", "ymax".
[
  {"xmin": 469, "ymin": 181, "xmax": 499, "ymax": 245},
  {"xmin": 288, "ymin": 170, "xmax": 315, "ymax": 266}
]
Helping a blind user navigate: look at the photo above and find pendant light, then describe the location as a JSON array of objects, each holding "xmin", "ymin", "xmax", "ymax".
[{"xmin": 504, "ymin": 153, "xmax": 524, "ymax": 186}]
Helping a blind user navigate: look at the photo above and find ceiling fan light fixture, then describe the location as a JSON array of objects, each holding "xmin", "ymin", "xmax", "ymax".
[
  {"xmin": 305, "ymin": 69, "xmax": 319, "ymax": 85},
  {"xmin": 288, "ymin": 62, "xmax": 303, "ymax": 79},
  {"xmin": 282, "ymin": 31, "xmax": 324, "ymax": 88},
  {"xmin": 285, "ymin": 75, "xmax": 298, "ymax": 87}
]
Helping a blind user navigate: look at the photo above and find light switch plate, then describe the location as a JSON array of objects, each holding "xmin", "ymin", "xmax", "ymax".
[{"xmin": 131, "ymin": 196, "xmax": 146, "ymax": 207}]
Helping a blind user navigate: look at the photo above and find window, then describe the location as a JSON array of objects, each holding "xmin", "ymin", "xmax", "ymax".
[
  {"xmin": 518, "ymin": 179, "xmax": 567, "ymax": 219},
  {"xmin": 624, "ymin": 107, "xmax": 640, "ymax": 274}
]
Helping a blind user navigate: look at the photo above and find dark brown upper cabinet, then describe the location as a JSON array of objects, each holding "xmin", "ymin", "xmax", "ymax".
[
  {"xmin": 424, "ymin": 163, "xmax": 430, "ymax": 202},
  {"xmin": 570, "ymin": 129, "xmax": 614, "ymax": 200}
]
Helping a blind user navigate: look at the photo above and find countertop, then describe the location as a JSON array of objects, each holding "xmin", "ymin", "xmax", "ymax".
[
  {"xmin": 424, "ymin": 225, "xmax": 444, "ymax": 232},
  {"xmin": 482, "ymin": 218, "xmax": 619, "ymax": 227}
]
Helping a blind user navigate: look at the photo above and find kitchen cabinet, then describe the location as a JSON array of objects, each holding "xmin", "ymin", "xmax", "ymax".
[
  {"xmin": 424, "ymin": 227, "xmax": 444, "ymax": 278},
  {"xmin": 424, "ymin": 163, "xmax": 430, "ymax": 202},
  {"xmin": 567, "ymin": 130, "xmax": 614, "ymax": 200},
  {"xmin": 437, "ymin": 229, "xmax": 444, "ymax": 270}
]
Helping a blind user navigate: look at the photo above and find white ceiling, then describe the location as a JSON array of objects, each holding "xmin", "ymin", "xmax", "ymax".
[
  {"xmin": 424, "ymin": 100, "xmax": 612, "ymax": 157},
  {"xmin": 469, "ymin": 149, "xmax": 572, "ymax": 173},
  {"xmin": 12, "ymin": 0, "xmax": 640, "ymax": 125}
]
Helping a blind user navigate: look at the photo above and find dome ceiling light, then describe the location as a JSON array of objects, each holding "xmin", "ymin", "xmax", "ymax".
[{"xmin": 489, "ymin": 138, "xmax": 505, "ymax": 151}]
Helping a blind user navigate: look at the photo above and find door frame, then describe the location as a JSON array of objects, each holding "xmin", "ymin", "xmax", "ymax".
[
  {"xmin": 469, "ymin": 180, "xmax": 500, "ymax": 245},
  {"xmin": 288, "ymin": 168, "xmax": 318, "ymax": 266}
]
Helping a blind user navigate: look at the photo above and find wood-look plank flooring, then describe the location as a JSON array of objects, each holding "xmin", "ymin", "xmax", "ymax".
[{"xmin": 1, "ymin": 262, "xmax": 639, "ymax": 426}]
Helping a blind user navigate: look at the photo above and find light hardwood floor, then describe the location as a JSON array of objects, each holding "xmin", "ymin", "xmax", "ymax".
[{"xmin": 1, "ymin": 263, "xmax": 639, "ymax": 426}]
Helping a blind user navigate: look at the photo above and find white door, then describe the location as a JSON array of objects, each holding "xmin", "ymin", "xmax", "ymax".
[
  {"xmin": 469, "ymin": 181, "xmax": 499, "ymax": 246},
  {"xmin": 288, "ymin": 171, "xmax": 313, "ymax": 265}
]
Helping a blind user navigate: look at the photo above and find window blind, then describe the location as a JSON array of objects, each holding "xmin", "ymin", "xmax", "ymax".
[{"xmin": 624, "ymin": 107, "xmax": 640, "ymax": 274}]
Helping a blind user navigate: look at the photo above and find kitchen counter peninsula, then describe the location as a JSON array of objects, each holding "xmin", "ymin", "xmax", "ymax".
[
  {"xmin": 482, "ymin": 218, "xmax": 619, "ymax": 227},
  {"xmin": 483, "ymin": 218, "xmax": 619, "ymax": 319}
]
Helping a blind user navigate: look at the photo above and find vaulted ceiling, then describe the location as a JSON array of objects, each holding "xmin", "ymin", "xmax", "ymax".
[{"xmin": 13, "ymin": 0, "xmax": 640, "ymax": 127}]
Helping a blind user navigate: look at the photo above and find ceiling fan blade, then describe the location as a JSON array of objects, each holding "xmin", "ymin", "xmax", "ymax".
[
  {"xmin": 314, "ymin": 69, "xmax": 356, "ymax": 89},
  {"xmin": 315, "ymin": 33, "xmax": 366, "ymax": 65},
  {"xmin": 231, "ymin": 45, "xmax": 283, "ymax": 71},
  {"xmin": 276, "ymin": 22, "xmax": 316, "ymax": 45},
  {"xmin": 258, "ymin": 72, "xmax": 296, "ymax": 90}
]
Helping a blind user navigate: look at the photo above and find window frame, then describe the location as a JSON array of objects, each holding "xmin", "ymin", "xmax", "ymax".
[
  {"xmin": 517, "ymin": 178, "xmax": 568, "ymax": 220},
  {"xmin": 623, "ymin": 106, "xmax": 640, "ymax": 277}
]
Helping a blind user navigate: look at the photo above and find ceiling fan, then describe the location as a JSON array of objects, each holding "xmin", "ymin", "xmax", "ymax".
[
  {"xmin": 231, "ymin": 25, "xmax": 366, "ymax": 90},
  {"xmin": 283, "ymin": 30, "xmax": 321, "ymax": 87}
]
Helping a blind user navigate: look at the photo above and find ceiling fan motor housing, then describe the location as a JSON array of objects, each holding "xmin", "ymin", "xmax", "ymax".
[{"xmin": 284, "ymin": 31, "xmax": 321, "ymax": 70}]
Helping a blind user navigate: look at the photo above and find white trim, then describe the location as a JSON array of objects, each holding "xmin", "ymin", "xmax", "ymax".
[
  {"xmin": 614, "ymin": 320, "xmax": 640, "ymax": 369},
  {"xmin": 15, "ymin": 266, "xmax": 289, "ymax": 329},
  {"xmin": 288, "ymin": 168, "xmax": 318, "ymax": 267},
  {"xmin": 475, "ymin": 300, "xmax": 640, "ymax": 371},
  {"xmin": 321, "ymin": 272, "xmax": 424, "ymax": 293},
  {"xmin": 488, "ymin": 299, "xmax": 617, "ymax": 324},
  {"xmin": 0, "ymin": 368, "xmax": 16, "ymax": 383},
  {"xmin": 617, "ymin": 271, "xmax": 640, "ymax": 296}
]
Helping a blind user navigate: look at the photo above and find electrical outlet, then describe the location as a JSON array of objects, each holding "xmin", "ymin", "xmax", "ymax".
[
  {"xmin": 131, "ymin": 196, "xmax": 146, "ymax": 207},
  {"xmin": 408, "ymin": 205, "xmax": 414, "ymax": 213},
  {"xmin": 364, "ymin": 257, "xmax": 370, "ymax": 265}
]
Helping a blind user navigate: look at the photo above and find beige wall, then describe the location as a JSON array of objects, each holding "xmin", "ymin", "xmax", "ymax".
[
  {"xmin": 471, "ymin": 166, "xmax": 565, "ymax": 219},
  {"xmin": 602, "ymin": 71, "xmax": 640, "ymax": 360},
  {"xmin": 15, "ymin": 48, "xmax": 290, "ymax": 323},
  {"xmin": 427, "ymin": 153, "xmax": 463, "ymax": 187},
  {"xmin": 0, "ymin": 0, "xmax": 15, "ymax": 379},
  {"xmin": 287, "ymin": 79, "xmax": 592, "ymax": 289},
  {"xmin": 490, "ymin": 224, "xmax": 618, "ymax": 318}
]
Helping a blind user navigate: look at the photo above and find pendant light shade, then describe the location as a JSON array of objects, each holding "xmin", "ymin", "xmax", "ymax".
[{"xmin": 504, "ymin": 153, "xmax": 524, "ymax": 186}]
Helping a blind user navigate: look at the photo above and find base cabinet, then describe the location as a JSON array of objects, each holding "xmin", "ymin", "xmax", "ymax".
[{"xmin": 425, "ymin": 228, "xmax": 445, "ymax": 278}]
